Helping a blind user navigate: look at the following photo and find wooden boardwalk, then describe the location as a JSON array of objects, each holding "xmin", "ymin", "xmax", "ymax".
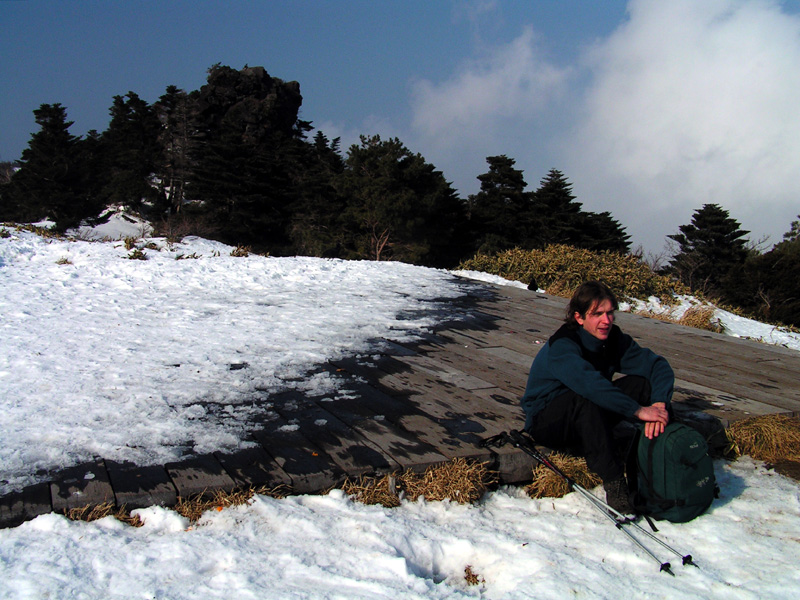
[{"xmin": 3, "ymin": 280, "xmax": 800, "ymax": 528}]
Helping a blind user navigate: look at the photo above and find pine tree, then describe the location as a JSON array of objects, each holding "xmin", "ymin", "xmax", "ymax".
[
  {"xmin": 154, "ymin": 85, "xmax": 193, "ymax": 215},
  {"xmin": 98, "ymin": 92, "xmax": 162, "ymax": 210},
  {"xmin": 575, "ymin": 210, "xmax": 631, "ymax": 254},
  {"xmin": 725, "ymin": 215, "xmax": 800, "ymax": 327},
  {"xmin": 667, "ymin": 204, "xmax": 749, "ymax": 296},
  {"xmin": 335, "ymin": 135, "xmax": 467, "ymax": 266},
  {"xmin": 530, "ymin": 168, "xmax": 584, "ymax": 248},
  {"xmin": 781, "ymin": 215, "xmax": 800, "ymax": 248},
  {"xmin": 469, "ymin": 155, "xmax": 533, "ymax": 253},
  {"xmin": 287, "ymin": 131, "xmax": 348, "ymax": 257},
  {"xmin": 1, "ymin": 104, "xmax": 95, "ymax": 229},
  {"xmin": 190, "ymin": 65, "xmax": 305, "ymax": 250}
]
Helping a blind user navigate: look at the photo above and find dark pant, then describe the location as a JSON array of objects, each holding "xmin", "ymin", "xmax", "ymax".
[{"xmin": 527, "ymin": 375, "xmax": 652, "ymax": 482}]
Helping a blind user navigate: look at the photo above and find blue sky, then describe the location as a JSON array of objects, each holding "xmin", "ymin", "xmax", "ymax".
[{"xmin": 2, "ymin": 0, "xmax": 799, "ymax": 252}]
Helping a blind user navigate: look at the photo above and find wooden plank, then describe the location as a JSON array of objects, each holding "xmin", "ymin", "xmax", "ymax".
[
  {"xmin": 672, "ymin": 379, "xmax": 792, "ymax": 426},
  {"xmin": 347, "ymin": 417, "xmax": 451, "ymax": 474},
  {"xmin": 215, "ymin": 447, "xmax": 292, "ymax": 491},
  {"xmin": 343, "ymin": 343, "xmax": 525, "ymax": 428},
  {"xmin": 313, "ymin": 367, "xmax": 418, "ymax": 423},
  {"xmin": 631, "ymin": 327, "xmax": 800, "ymax": 381},
  {"xmin": 422, "ymin": 347, "xmax": 528, "ymax": 396},
  {"xmin": 616, "ymin": 311, "xmax": 800, "ymax": 378},
  {"xmin": 412, "ymin": 333, "xmax": 535, "ymax": 393},
  {"xmin": 479, "ymin": 345, "xmax": 538, "ymax": 369},
  {"xmin": 298, "ymin": 383, "xmax": 459, "ymax": 474},
  {"xmin": 311, "ymin": 371, "xmax": 470, "ymax": 471},
  {"xmin": 395, "ymin": 377, "xmax": 523, "ymax": 438},
  {"xmin": 270, "ymin": 391, "xmax": 400, "ymax": 476},
  {"xmin": 442, "ymin": 325, "xmax": 548, "ymax": 358},
  {"xmin": 105, "ymin": 461, "xmax": 177, "ymax": 510},
  {"xmin": 671, "ymin": 370, "xmax": 799, "ymax": 412},
  {"xmin": 51, "ymin": 459, "xmax": 114, "ymax": 512},
  {"xmin": 0, "ymin": 482, "xmax": 51, "ymax": 528},
  {"xmin": 389, "ymin": 354, "xmax": 496, "ymax": 391},
  {"xmin": 252, "ymin": 424, "xmax": 342, "ymax": 494},
  {"xmin": 164, "ymin": 454, "xmax": 236, "ymax": 500},
  {"xmin": 489, "ymin": 444, "xmax": 538, "ymax": 485},
  {"xmin": 348, "ymin": 355, "xmax": 528, "ymax": 470}
]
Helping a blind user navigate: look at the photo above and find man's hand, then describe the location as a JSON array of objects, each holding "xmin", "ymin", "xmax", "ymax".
[{"xmin": 634, "ymin": 402, "xmax": 669, "ymax": 439}]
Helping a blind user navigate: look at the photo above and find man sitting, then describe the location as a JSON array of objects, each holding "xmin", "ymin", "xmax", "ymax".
[{"xmin": 521, "ymin": 281, "xmax": 673, "ymax": 513}]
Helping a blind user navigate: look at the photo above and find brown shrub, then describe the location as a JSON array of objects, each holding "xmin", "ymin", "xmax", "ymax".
[
  {"xmin": 525, "ymin": 452, "xmax": 601, "ymax": 499},
  {"xmin": 726, "ymin": 414, "xmax": 800, "ymax": 463},
  {"xmin": 230, "ymin": 244, "xmax": 251, "ymax": 257},
  {"xmin": 65, "ymin": 502, "xmax": 143, "ymax": 527},
  {"xmin": 679, "ymin": 305, "xmax": 723, "ymax": 332},
  {"xmin": 340, "ymin": 458, "xmax": 495, "ymax": 507},
  {"xmin": 175, "ymin": 485, "xmax": 289, "ymax": 523},
  {"xmin": 458, "ymin": 245, "xmax": 687, "ymax": 303},
  {"xmin": 636, "ymin": 303, "xmax": 724, "ymax": 333}
]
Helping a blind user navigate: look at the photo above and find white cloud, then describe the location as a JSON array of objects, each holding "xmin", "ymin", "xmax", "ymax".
[
  {"xmin": 409, "ymin": 27, "xmax": 572, "ymax": 190},
  {"xmin": 313, "ymin": 114, "xmax": 406, "ymax": 157},
  {"xmin": 566, "ymin": 0, "xmax": 800, "ymax": 250},
  {"xmin": 405, "ymin": 0, "xmax": 800, "ymax": 251}
]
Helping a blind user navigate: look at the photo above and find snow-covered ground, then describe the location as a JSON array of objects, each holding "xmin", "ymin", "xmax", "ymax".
[
  {"xmin": 0, "ymin": 226, "xmax": 470, "ymax": 495},
  {"xmin": 1, "ymin": 458, "xmax": 798, "ymax": 599},
  {"xmin": 2, "ymin": 220, "xmax": 799, "ymax": 599}
]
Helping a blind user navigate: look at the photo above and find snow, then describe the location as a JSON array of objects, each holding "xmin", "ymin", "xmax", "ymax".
[
  {"xmin": 0, "ymin": 226, "xmax": 467, "ymax": 494},
  {"xmin": 621, "ymin": 295, "xmax": 800, "ymax": 351},
  {"xmin": 1, "ymin": 222, "xmax": 799, "ymax": 598},
  {"xmin": 72, "ymin": 205, "xmax": 155, "ymax": 240},
  {"xmin": 1, "ymin": 459, "xmax": 798, "ymax": 598}
]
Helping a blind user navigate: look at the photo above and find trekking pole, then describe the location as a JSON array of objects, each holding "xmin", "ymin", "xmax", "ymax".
[
  {"xmin": 483, "ymin": 431, "xmax": 695, "ymax": 574},
  {"xmin": 505, "ymin": 430, "xmax": 696, "ymax": 568}
]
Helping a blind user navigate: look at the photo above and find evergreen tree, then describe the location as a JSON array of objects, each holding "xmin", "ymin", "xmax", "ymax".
[
  {"xmin": 154, "ymin": 85, "xmax": 193, "ymax": 215},
  {"xmin": 781, "ymin": 214, "xmax": 800, "ymax": 247},
  {"xmin": 190, "ymin": 65, "xmax": 305, "ymax": 251},
  {"xmin": 98, "ymin": 92, "xmax": 162, "ymax": 210},
  {"xmin": 667, "ymin": 204, "xmax": 749, "ymax": 296},
  {"xmin": 725, "ymin": 215, "xmax": 800, "ymax": 327},
  {"xmin": 0, "ymin": 104, "xmax": 95, "ymax": 229},
  {"xmin": 575, "ymin": 210, "xmax": 631, "ymax": 254},
  {"xmin": 0, "ymin": 161, "xmax": 15, "ymax": 185},
  {"xmin": 287, "ymin": 131, "xmax": 348, "ymax": 257},
  {"xmin": 529, "ymin": 168, "xmax": 584, "ymax": 248},
  {"xmin": 336, "ymin": 135, "xmax": 467, "ymax": 266},
  {"xmin": 469, "ymin": 155, "xmax": 533, "ymax": 253}
]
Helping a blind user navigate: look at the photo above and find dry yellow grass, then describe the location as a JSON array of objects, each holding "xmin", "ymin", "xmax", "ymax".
[
  {"xmin": 230, "ymin": 244, "xmax": 251, "ymax": 257},
  {"xmin": 726, "ymin": 414, "xmax": 800, "ymax": 463},
  {"xmin": 524, "ymin": 452, "xmax": 601, "ymax": 499},
  {"xmin": 174, "ymin": 485, "xmax": 290, "ymax": 523},
  {"xmin": 340, "ymin": 458, "xmax": 495, "ymax": 507},
  {"xmin": 64, "ymin": 502, "xmax": 143, "ymax": 527},
  {"xmin": 458, "ymin": 245, "xmax": 687, "ymax": 304},
  {"xmin": 64, "ymin": 485, "xmax": 290, "ymax": 528},
  {"xmin": 464, "ymin": 565, "xmax": 485, "ymax": 586},
  {"xmin": 636, "ymin": 303, "xmax": 723, "ymax": 333},
  {"xmin": 679, "ymin": 305, "xmax": 723, "ymax": 332}
]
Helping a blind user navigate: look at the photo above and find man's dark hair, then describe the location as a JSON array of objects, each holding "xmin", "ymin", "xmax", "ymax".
[{"xmin": 565, "ymin": 281, "xmax": 619, "ymax": 327}]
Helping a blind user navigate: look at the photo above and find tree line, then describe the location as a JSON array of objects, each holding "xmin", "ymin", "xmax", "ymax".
[
  {"xmin": 665, "ymin": 203, "xmax": 800, "ymax": 328},
  {"xmin": 0, "ymin": 64, "xmax": 629, "ymax": 268},
  {"xmin": 1, "ymin": 64, "xmax": 798, "ymax": 326}
]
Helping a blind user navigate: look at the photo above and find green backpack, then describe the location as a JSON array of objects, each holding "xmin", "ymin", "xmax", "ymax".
[{"xmin": 629, "ymin": 422, "xmax": 717, "ymax": 523}]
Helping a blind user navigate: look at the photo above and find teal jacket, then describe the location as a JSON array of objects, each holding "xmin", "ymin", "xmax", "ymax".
[{"xmin": 521, "ymin": 323, "xmax": 674, "ymax": 431}]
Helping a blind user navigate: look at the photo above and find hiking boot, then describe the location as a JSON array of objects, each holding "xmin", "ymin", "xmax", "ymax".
[{"xmin": 604, "ymin": 477, "xmax": 634, "ymax": 515}]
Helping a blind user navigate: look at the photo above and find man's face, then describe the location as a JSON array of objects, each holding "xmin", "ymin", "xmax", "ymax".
[{"xmin": 575, "ymin": 298, "xmax": 615, "ymax": 341}]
